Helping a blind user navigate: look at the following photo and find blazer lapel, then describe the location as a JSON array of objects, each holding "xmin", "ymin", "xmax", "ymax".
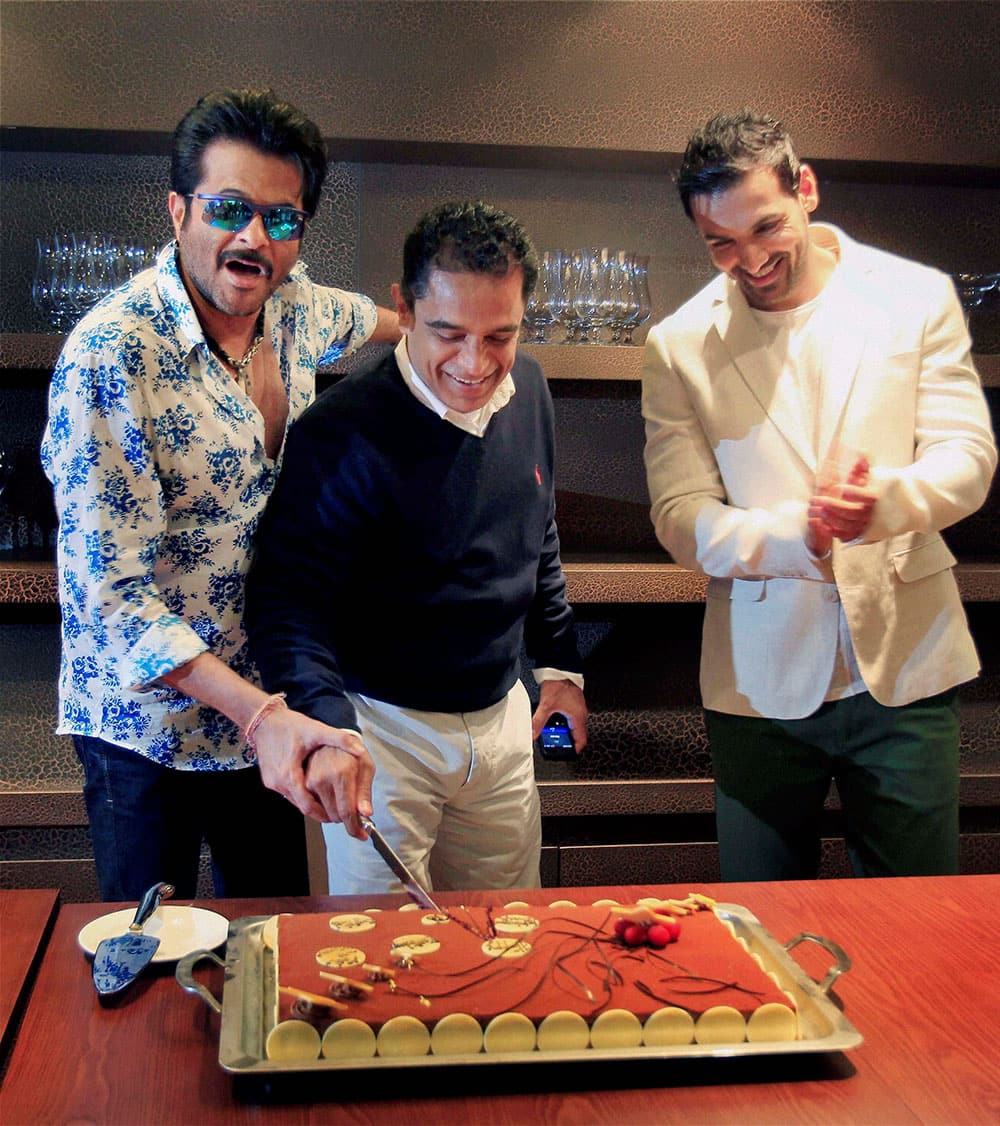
[
  {"xmin": 711, "ymin": 286, "xmax": 816, "ymax": 472},
  {"xmin": 813, "ymin": 247, "xmax": 877, "ymax": 461}
]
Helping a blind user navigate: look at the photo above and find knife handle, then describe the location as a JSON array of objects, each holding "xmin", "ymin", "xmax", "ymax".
[{"xmin": 129, "ymin": 881, "xmax": 175, "ymax": 932}]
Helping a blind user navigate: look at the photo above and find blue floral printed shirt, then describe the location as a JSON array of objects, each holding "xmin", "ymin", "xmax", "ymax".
[{"xmin": 41, "ymin": 243, "xmax": 377, "ymax": 770}]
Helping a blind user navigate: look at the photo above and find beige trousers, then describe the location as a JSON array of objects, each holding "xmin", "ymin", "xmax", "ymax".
[{"xmin": 321, "ymin": 680, "xmax": 541, "ymax": 895}]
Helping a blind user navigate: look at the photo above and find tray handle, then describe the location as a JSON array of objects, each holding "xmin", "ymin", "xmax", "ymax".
[
  {"xmin": 175, "ymin": 948, "xmax": 225, "ymax": 1014},
  {"xmin": 784, "ymin": 931, "xmax": 852, "ymax": 993}
]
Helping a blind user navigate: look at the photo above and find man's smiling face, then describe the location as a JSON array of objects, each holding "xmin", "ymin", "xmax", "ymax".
[
  {"xmin": 691, "ymin": 164, "xmax": 821, "ymax": 312},
  {"xmin": 395, "ymin": 266, "xmax": 525, "ymax": 413},
  {"xmin": 169, "ymin": 138, "xmax": 304, "ymax": 323}
]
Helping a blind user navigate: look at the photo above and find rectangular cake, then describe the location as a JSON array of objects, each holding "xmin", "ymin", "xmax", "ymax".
[{"xmin": 265, "ymin": 894, "xmax": 798, "ymax": 1061}]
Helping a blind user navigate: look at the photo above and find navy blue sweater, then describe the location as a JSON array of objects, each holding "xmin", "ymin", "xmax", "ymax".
[{"xmin": 246, "ymin": 350, "xmax": 581, "ymax": 731}]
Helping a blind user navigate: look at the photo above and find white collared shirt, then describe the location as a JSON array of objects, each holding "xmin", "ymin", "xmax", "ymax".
[{"xmin": 395, "ymin": 337, "xmax": 515, "ymax": 437}]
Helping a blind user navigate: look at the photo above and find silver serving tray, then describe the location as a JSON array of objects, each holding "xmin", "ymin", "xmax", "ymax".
[{"xmin": 176, "ymin": 903, "xmax": 862, "ymax": 1073}]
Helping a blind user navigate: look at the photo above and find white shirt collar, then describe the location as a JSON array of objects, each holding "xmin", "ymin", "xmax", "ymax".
[{"xmin": 394, "ymin": 337, "xmax": 516, "ymax": 438}]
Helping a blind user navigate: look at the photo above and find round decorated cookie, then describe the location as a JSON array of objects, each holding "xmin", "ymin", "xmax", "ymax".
[
  {"xmin": 483, "ymin": 1012, "xmax": 537, "ymax": 1054},
  {"xmin": 315, "ymin": 946, "xmax": 367, "ymax": 969},
  {"xmin": 481, "ymin": 936, "xmax": 532, "ymax": 959},
  {"xmin": 746, "ymin": 1002, "xmax": 798, "ymax": 1042},
  {"xmin": 643, "ymin": 1006, "xmax": 695, "ymax": 1046},
  {"xmin": 537, "ymin": 1010, "xmax": 590, "ymax": 1052},
  {"xmin": 265, "ymin": 1019, "xmax": 321, "ymax": 1061},
  {"xmin": 260, "ymin": 913, "xmax": 288, "ymax": 951},
  {"xmin": 389, "ymin": 933, "xmax": 442, "ymax": 959},
  {"xmin": 376, "ymin": 1015, "xmax": 431, "ymax": 1057},
  {"xmin": 430, "ymin": 1013, "xmax": 484, "ymax": 1056},
  {"xmin": 322, "ymin": 1018, "xmax": 377, "ymax": 1059},
  {"xmin": 694, "ymin": 1005, "xmax": 747, "ymax": 1045},
  {"xmin": 590, "ymin": 1009, "xmax": 643, "ymax": 1050},
  {"xmin": 494, "ymin": 913, "xmax": 540, "ymax": 934},
  {"xmin": 328, "ymin": 913, "xmax": 377, "ymax": 933}
]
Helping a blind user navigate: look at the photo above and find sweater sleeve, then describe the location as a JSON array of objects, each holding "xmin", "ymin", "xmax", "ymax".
[
  {"xmin": 523, "ymin": 493, "xmax": 583, "ymax": 674},
  {"xmin": 245, "ymin": 406, "xmax": 361, "ymax": 732},
  {"xmin": 520, "ymin": 361, "xmax": 583, "ymax": 675}
]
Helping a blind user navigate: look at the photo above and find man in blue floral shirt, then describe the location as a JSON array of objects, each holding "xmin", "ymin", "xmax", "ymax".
[{"xmin": 41, "ymin": 88, "xmax": 399, "ymax": 900}]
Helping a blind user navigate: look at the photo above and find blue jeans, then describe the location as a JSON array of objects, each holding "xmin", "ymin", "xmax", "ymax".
[
  {"xmin": 74, "ymin": 735, "xmax": 310, "ymax": 901},
  {"xmin": 706, "ymin": 689, "xmax": 960, "ymax": 881}
]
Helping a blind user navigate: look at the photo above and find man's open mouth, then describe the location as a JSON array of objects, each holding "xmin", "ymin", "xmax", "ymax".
[{"xmin": 221, "ymin": 255, "xmax": 271, "ymax": 278}]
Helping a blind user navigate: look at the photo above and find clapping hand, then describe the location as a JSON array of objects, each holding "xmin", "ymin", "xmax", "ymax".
[{"xmin": 807, "ymin": 454, "xmax": 877, "ymax": 555}]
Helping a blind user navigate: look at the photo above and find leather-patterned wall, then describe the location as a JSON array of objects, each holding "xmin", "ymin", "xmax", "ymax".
[{"xmin": 3, "ymin": 1, "xmax": 999, "ymax": 166}]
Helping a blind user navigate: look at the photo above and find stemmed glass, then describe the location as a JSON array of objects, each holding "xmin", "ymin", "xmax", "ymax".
[
  {"xmin": 952, "ymin": 272, "xmax": 1000, "ymax": 314},
  {"xmin": 619, "ymin": 254, "xmax": 652, "ymax": 345},
  {"xmin": 33, "ymin": 233, "xmax": 159, "ymax": 332},
  {"xmin": 33, "ymin": 235, "xmax": 76, "ymax": 330},
  {"xmin": 522, "ymin": 250, "xmax": 567, "ymax": 343},
  {"xmin": 0, "ymin": 445, "xmax": 12, "ymax": 500},
  {"xmin": 566, "ymin": 247, "xmax": 607, "ymax": 344}
]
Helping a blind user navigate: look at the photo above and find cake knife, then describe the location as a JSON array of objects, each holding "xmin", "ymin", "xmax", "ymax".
[{"xmin": 359, "ymin": 815, "xmax": 444, "ymax": 914}]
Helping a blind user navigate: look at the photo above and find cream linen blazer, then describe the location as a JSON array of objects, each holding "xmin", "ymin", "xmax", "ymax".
[{"xmin": 642, "ymin": 225, "xmax": 997, "ymax": 719}]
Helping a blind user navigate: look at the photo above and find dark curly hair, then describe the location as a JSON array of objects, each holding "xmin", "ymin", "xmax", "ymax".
[
  {"xmin": 170, "ymin": 87, "xmax": 328, "ymax": 217},
  {"xmin": 677, "ymin": 109, "xmax": 801, "ymax": 220},
  {"xmin": 399, "ymin": 200, "xmax": 538, "ymax": 309}
]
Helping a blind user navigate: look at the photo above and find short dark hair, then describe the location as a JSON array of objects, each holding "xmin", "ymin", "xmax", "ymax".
[
  {"xmin": 399, "ymin": 200, "xmax": 538, "ymax": 309},
  {"xmin": 170, "ymin": 88, "xmax": 328, "ymax": 217},
  {"xmin": 677, "ymin": 109, "xmax": 801, "ymax": 220}
]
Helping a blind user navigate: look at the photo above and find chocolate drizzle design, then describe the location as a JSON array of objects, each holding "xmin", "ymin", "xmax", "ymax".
[{"xmin": 279, "ymin": 895, "xmax": 793, "ymax": 1043}]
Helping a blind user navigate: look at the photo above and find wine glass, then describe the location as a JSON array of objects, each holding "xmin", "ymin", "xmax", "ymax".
[
  {"xmin": 565, "ymin": 247, "xmax": 607, "ymax": 344},
  {"xmin": 605, "ymin": 250, "xmax": 634, "ymax": 345},
  {"xmin": 32, "ymin": 239, "xmax": 57, "ymax": 328},
  {"xmin": 0, "ymin": 444, "xmax": 12, "ymax": 500},
  {"xmin": 952, "ymin": 272, "xmax": 1000, "ymax": 314},
  {"xmin": 521, "ymin": 250, "xmax": 568, "ymax": 344},
  {"xmin": 47, "ymin": 233, "xmax": 82, "ymax": 331},
  {"xmin": 619, "ymin": 254, "xmax": 652, "ymax": 345}
]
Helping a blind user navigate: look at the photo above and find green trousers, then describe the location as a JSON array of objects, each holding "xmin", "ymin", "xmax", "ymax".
[{"xmin": 705, "ymin": 689, "xmax": 960, "ymax": 880}]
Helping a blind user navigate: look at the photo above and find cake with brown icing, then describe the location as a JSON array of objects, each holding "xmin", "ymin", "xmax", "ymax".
[{"xmin": 264, "ymin": 894, "xmax": 798, "ymax": 1061}]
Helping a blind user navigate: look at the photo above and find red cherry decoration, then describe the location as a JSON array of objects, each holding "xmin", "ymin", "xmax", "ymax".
[
  {"xmin": 613, "ymin": 918, "xmax": 631, "ymax": 938},
  {"xmin": 623, "ymin": 924, "xmax": 648, "ymax": 947},
  {"xmin": 646, "ymin": 924, "xmax": 671, "ymax": 947},
  {"xmin": 666, "ymin": 920, "xmax": 682, "ymax": 941}
]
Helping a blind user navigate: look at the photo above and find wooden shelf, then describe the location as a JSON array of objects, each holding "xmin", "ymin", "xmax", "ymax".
[
  {"xmin": 4, "ymin": 333, "xmax": 998, "ymax": 386},
  {"xmin": 6, "ymin": 558, "xmax": 1000, "ymax": 608}
]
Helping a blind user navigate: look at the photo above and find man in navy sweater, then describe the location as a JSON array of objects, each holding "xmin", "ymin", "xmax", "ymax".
[{"xmin": 247, "ymin": 200, "xmax": 588, "ymax": 894}]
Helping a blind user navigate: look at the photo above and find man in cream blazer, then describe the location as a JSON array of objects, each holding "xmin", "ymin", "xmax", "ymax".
[{"xmin": 642, "ymin": 110, "xmax": 996, "ymax": 881}]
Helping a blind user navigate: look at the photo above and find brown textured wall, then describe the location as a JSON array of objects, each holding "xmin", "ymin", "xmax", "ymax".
[{"xmin": 3, "ymin": 1, "xmax": 999, "ymax": 166}]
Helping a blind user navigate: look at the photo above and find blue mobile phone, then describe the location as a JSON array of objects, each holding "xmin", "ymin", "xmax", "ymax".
[{"xmin": 537, "ymin": 712, "xmax": 577, "ymax": 760}]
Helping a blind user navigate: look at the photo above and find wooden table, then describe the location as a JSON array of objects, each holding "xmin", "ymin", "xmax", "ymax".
[
  {"xmin": 0, "ymin": 888, "xmax": 59, "ymax": 1067},
  {"xmin": 1, "ymin": 876, "xmax": 998, "ymax": 1124}
]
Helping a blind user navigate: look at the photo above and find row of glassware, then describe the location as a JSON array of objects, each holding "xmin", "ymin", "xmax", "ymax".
[
  {"xmin": 523, "ymin": 247, "xmax": 652, "ymax": 345},
  {"xmin": 32, "ymin": 233, "xmax": 159, "ymax": 331}
]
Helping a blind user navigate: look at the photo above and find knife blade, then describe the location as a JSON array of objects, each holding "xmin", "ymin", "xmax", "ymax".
[
  {"xmin": 360, "ymin": 815, "xmax": 444, "ymax": 913},
  {"xmin": 92, "ymin": 880, "xmax": 174, "ymax": 996}
]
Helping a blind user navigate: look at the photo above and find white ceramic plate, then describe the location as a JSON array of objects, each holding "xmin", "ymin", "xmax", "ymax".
[{"xmin": 78, "ymin": 905, "xmax": 229, "ymax": 963}]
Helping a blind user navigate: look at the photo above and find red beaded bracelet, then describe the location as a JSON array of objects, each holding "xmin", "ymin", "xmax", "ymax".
[{"xmin": 243, "ymin": 692, "xmax": 287, "ymax": 762}]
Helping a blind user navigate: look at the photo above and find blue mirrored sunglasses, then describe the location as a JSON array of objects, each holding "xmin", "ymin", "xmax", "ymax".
[{"xmin": 190, "ymin": 194, "xmax": 308, "ymax": 241}]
